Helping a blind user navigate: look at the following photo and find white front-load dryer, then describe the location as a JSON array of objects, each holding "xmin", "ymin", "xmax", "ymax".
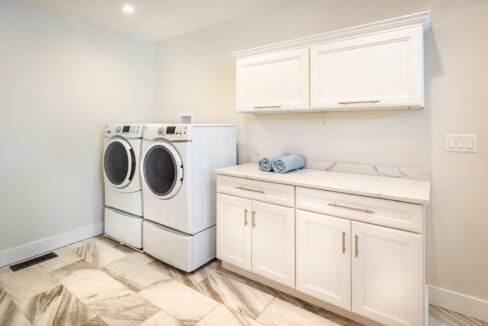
[
  {"xmin": 103, "ymin": 123, "xmax": 144, "ymax": 248},
  {"xmin": 141, "ymin": 123, "xmax": 236, "ymax": 271}
]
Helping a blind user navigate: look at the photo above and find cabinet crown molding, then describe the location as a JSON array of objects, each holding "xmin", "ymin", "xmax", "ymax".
[{"xmin": 232, "ymin": 11, "xmax": 431, "ymax": 59}]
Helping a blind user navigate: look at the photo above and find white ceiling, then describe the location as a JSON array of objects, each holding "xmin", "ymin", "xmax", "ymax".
[{"xmin": 21, "ymin": 0, "xmax": 289, "ymax": 42}]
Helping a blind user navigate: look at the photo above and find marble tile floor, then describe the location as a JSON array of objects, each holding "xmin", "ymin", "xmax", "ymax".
[{"xmin": 0, "ymin": 236, "xmax": 485, "ymax": 326}]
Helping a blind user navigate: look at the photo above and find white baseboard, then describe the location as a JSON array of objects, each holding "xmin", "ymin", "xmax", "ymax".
[
  {"xmin": 429, "ymin": 285, "xmax": 488, "ymax": 322},
  {"xmin": 0, "ymin": 223, "xmax": 103, "ymax": 268}
]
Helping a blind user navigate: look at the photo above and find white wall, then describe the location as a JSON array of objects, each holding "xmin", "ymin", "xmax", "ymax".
[
  {"xmin": 156, "ymin": 0, "xmax": 488, "ymax": 302},
  {"xmin": 0, "ymin": 0, "xmax": 156, "ymax": 253}
]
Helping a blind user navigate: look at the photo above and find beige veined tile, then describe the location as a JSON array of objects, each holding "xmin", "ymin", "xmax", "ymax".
[
  {"xmin": 125, "ymin": 251, "xmax": 155, "ymax": 265},
  {"xmin": 38, "ymin": 247, "xmax": 82, "ymax": 272},
  {"xmin": 58, "ymin": 267, "xmax": 159, "ymax": 325},
  {"xmin": 94, "ymin": 235, "xmax": 121, "ymax": 247},
  {"xmin": 196, "ymin": 304, "xmax": 263, "ymax": 326},
  {"xmin": 25, "ymin": 285, "xmax": 96, "ymax": 325},
  {"xmin": 193, "ymin": 272, "xmax": 274, "ymax": 318},
  {"xmin": 81, "ymin": 316, "xmax": 109, "ymax": 325},
  {"xmin": 49, "ymin": 259, "xmax": 96, "ymax": 280},
  {"xmin": 102, "ymin": 255, "xmax": 170, "ymax": 291},
  {"xmin": 70, "ymin": 239, "xmax": 127, "ymax": 268},
  {"xmin": 0, "ymin": 266, "xmax": 10, "ymax": 275},
  {"xmin": 429, "ymin": 305, "xmax": 487, "ymax": 326},
  {"xmin": 91, "ymin": 292, "xmax": 160, "ymax": 326},
  {"xmin": 139, "ymin": 280, "xmax": 219, "ymax": 322},
  {"xmin": 64, "ymin": 237, "xmax": 98, "ymax": 250},
  {"xmin": 59, "ymin": 268, "xmax": 133, "ymax": 303},
  {"xmin": 257, "ymin": 298, "xmax": 340, "ymax": 326},
  {"xmin": 0, "ymin": 288, "xmax": 31, "ymax": 326},
  {"xmin": 140, "ymin": 310, "xmax": 183, "ymax": 326},
  {"xmin": 148, "ymin": 259, "xmax": 220, "ymax": 287},
  {"xmin": 0, "ymin": 265, "xmax": 59, "ymax": 316}
]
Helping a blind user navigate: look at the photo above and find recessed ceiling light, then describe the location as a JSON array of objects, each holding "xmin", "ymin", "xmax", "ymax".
[{"xmin": 122, "ymin": 4, "xmax": 135, "ymax": 14}]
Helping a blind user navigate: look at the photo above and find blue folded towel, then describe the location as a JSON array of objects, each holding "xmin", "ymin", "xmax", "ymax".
[
  {"xmin": 271, "ymin": 154, "xmax": 307, "ymax": 174},
  {"xmin": 259, "ymin": 155, "xmax": 280, "ymax": 172}
]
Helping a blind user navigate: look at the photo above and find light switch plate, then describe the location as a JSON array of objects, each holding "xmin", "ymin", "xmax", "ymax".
[{"xmin": 445, "ymin": 134, "xmax": 477, "ymax": 152}]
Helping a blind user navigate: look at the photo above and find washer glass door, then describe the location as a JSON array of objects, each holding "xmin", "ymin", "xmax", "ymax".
[
  {"xmin": 104, "ymin": 139, "xmax": 135, "ymax": 188},
  {"xmin": 143, "ymin": 143, "xmax": 183, "ymax": 199}
]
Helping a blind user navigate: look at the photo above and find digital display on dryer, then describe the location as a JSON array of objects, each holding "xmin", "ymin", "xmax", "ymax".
[
  {"xmin": 122, "ymin": 126, "xmax": 130, "ymax": 133},
  {"xmin": 166, "ymin": 126, "xmax": 176, "ymax": 134}
]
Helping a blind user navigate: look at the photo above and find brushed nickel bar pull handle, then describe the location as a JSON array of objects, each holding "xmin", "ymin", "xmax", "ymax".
[
  {"xmin": 328, "ymin": 202, "xmax": 374, "ymax": 214},
  {"xmin": 342, "ymin": 232, "xmax": 346, "ymax": 254},
  {"xmin": 254, "ymin": 105, "xmax": 282, "ymax": 109},
  {"xmin": 252, "ymin": 211, "xmax": 256, "ymax": 228},
  {"xmin": 355, "ymin": 235, "xmax": 359, "ymax": 257},
  {"xmin": 236, "ymin": 186, "xmax": 265, "ymax": 194},
  {"xmin": 244, "ymin": 209, "xmax": 248, "ymax": 226},
  {"xmin": 338, "ymin": 100, "xmax": 380, "ymax": 105}
]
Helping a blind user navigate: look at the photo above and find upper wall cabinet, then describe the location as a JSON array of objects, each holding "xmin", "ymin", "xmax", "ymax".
[
  {"xmin": 236, "ymin": 48, "xmax": 309, "ymax": 113},
  {"xmin": 233, "ymin": 11, "xmax": 431, "ymax": 113},
  {"xmin": 310, "ymin": 26, "xmax": 423, "ymax": 110}
]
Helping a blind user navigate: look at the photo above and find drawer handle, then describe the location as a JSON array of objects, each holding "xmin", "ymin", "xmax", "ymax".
[
  {"xmin": 244, "ymin": 209, "xmax": 248, "ymax": 226},
  {"xmin": 254, "ymin": 105, "xmax": 281, "ymax": 109},
  {"xmin": 338, "ymin": 100, "xmax": 380, "ymax": 105},
  {"xmin": 252, "ymin": 211, "xmax": 257, "ymax": 228},
  {"xmin": 236, "ymin": 186, "xmax": 265, "ymax": 194},
  {"xmin": 355, "ymin": 235, "xmax": 359, "ymax": 257},
  {"xmin": 328, "ymin": 202, "xmax": 374, "ymax": 214},
  {"xmin": 342, "ymin": 232, "xmax": 346, "ymax": 254}
]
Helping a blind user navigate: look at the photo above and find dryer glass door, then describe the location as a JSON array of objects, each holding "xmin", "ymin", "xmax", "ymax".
[
  {"xmin": 104, "ymin": 139, "xmax": 135, "ymax": 188},
  {"xmin": 142, "ymin": 143, "xmax": 183, "ymax": 199}
]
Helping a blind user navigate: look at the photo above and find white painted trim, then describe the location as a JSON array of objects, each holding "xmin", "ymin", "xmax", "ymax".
[
  {"xmin": 429, "ymin": 285, "xmax": 488, "ymax": 322},
  {"xmin": 232, "ymin": 11, "xmax": 431, "ymax": 58},
  {"xmin": 0, "ymin": 223, "xmax": 103, "ymax": 267}
]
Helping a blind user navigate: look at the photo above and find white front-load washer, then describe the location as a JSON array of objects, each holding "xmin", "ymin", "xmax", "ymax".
[
  {"xmin": 141, "ymin": 123, "xmax": 236, "ymax": 271},
  {"xmin": 103, "ymin": 123, "xmax": 144, "ymax": 248}
]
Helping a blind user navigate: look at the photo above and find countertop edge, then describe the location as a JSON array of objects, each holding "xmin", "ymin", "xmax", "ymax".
[{"xmin": 215, "ymin": 170, "xmax": 430, "ymax": 205}]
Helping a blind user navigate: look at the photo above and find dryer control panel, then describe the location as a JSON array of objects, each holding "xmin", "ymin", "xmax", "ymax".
[
  {"xmin": 143, "ymin": 124, "xmax": 191, "ymax": 140},
  {"xmin": 105, "ymin": 124, "xmax": 144, "ymax": 139}
]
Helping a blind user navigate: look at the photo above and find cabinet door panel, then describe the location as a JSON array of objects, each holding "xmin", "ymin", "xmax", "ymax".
[
  {"xmin": 352, "ymin": 221, "xmax": 423, "ymax": 326},
  {"xmin": 251, "ymin": 201, "xmax": 295, "ymax": 287},
  {"xmin": 296, "ymin": 210, "xmax": 351, "ymax": 310},
  {"xmin": 217, "ymin": 194, "xmax": 252, "ymax": 271},
  {"xmin": 236, "ymin": 48, "xmax": 309, "ymax": 112},
  {"xmin": 311, "ymin": 26, "xmax": 423, "ymax": 110}
]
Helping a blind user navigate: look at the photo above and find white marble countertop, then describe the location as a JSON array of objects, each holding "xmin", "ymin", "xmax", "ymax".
[{"xmin": 215, "ymin": 163, "xmax": 430, "ymax": 204}]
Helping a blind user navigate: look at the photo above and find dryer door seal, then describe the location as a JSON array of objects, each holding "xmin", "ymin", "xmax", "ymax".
[
  {"xmin": 103, "ymin": 138, "xmax": 135, "ymax": 188},
  {"xmin": 141, "ymin": 142, "xmax": 183, "ymax": 200}
]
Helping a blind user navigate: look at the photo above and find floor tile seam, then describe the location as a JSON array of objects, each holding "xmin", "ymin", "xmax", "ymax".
[
  {"xmin": 195, "ymin": 300, "xmax": 222, "ymax": 324},
  {"xmin": 254, "ymin": 296, "xmax": 277, "ymax": 324},
  {"xmin": 0, "ymin": 286, "xmax": 33, "ymax": 326}
]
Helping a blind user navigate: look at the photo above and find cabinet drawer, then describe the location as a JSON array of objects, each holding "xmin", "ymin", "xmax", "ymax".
[
  {"xmin": 217, "ymin": 175, "xmax": 294, "ymax": 207},
  {"xmin": 296, "ymin": 187, "xmax": 423, "ymax": 233}
]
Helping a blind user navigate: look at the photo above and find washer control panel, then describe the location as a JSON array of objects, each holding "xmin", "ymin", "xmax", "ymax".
[{"xmin": 105, "ymin": 124, "xmax": 143, "ymax": 138}]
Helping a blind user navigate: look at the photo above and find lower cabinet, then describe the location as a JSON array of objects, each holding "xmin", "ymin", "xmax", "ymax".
[
  {"xmin": 351, "ymin": 221, "xmax": 423, "ymax": 326},
  {"xmin": 296, "ymin": 209, "xmax": 423, "ymax": 326},
  {"xmin": 296, "ymin": 210, "xmax": 351, "ymax": 310},
  {"xmin": 217, "ymin": 177, "xmax": 425, "ymax": 326},
  {"xmin": 216, "ymin": 194, "xmax": 252, "ymax": 270},
  {"xmin": 217, "ymin": 194, "xmax": 295, "ymax": 287}
]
